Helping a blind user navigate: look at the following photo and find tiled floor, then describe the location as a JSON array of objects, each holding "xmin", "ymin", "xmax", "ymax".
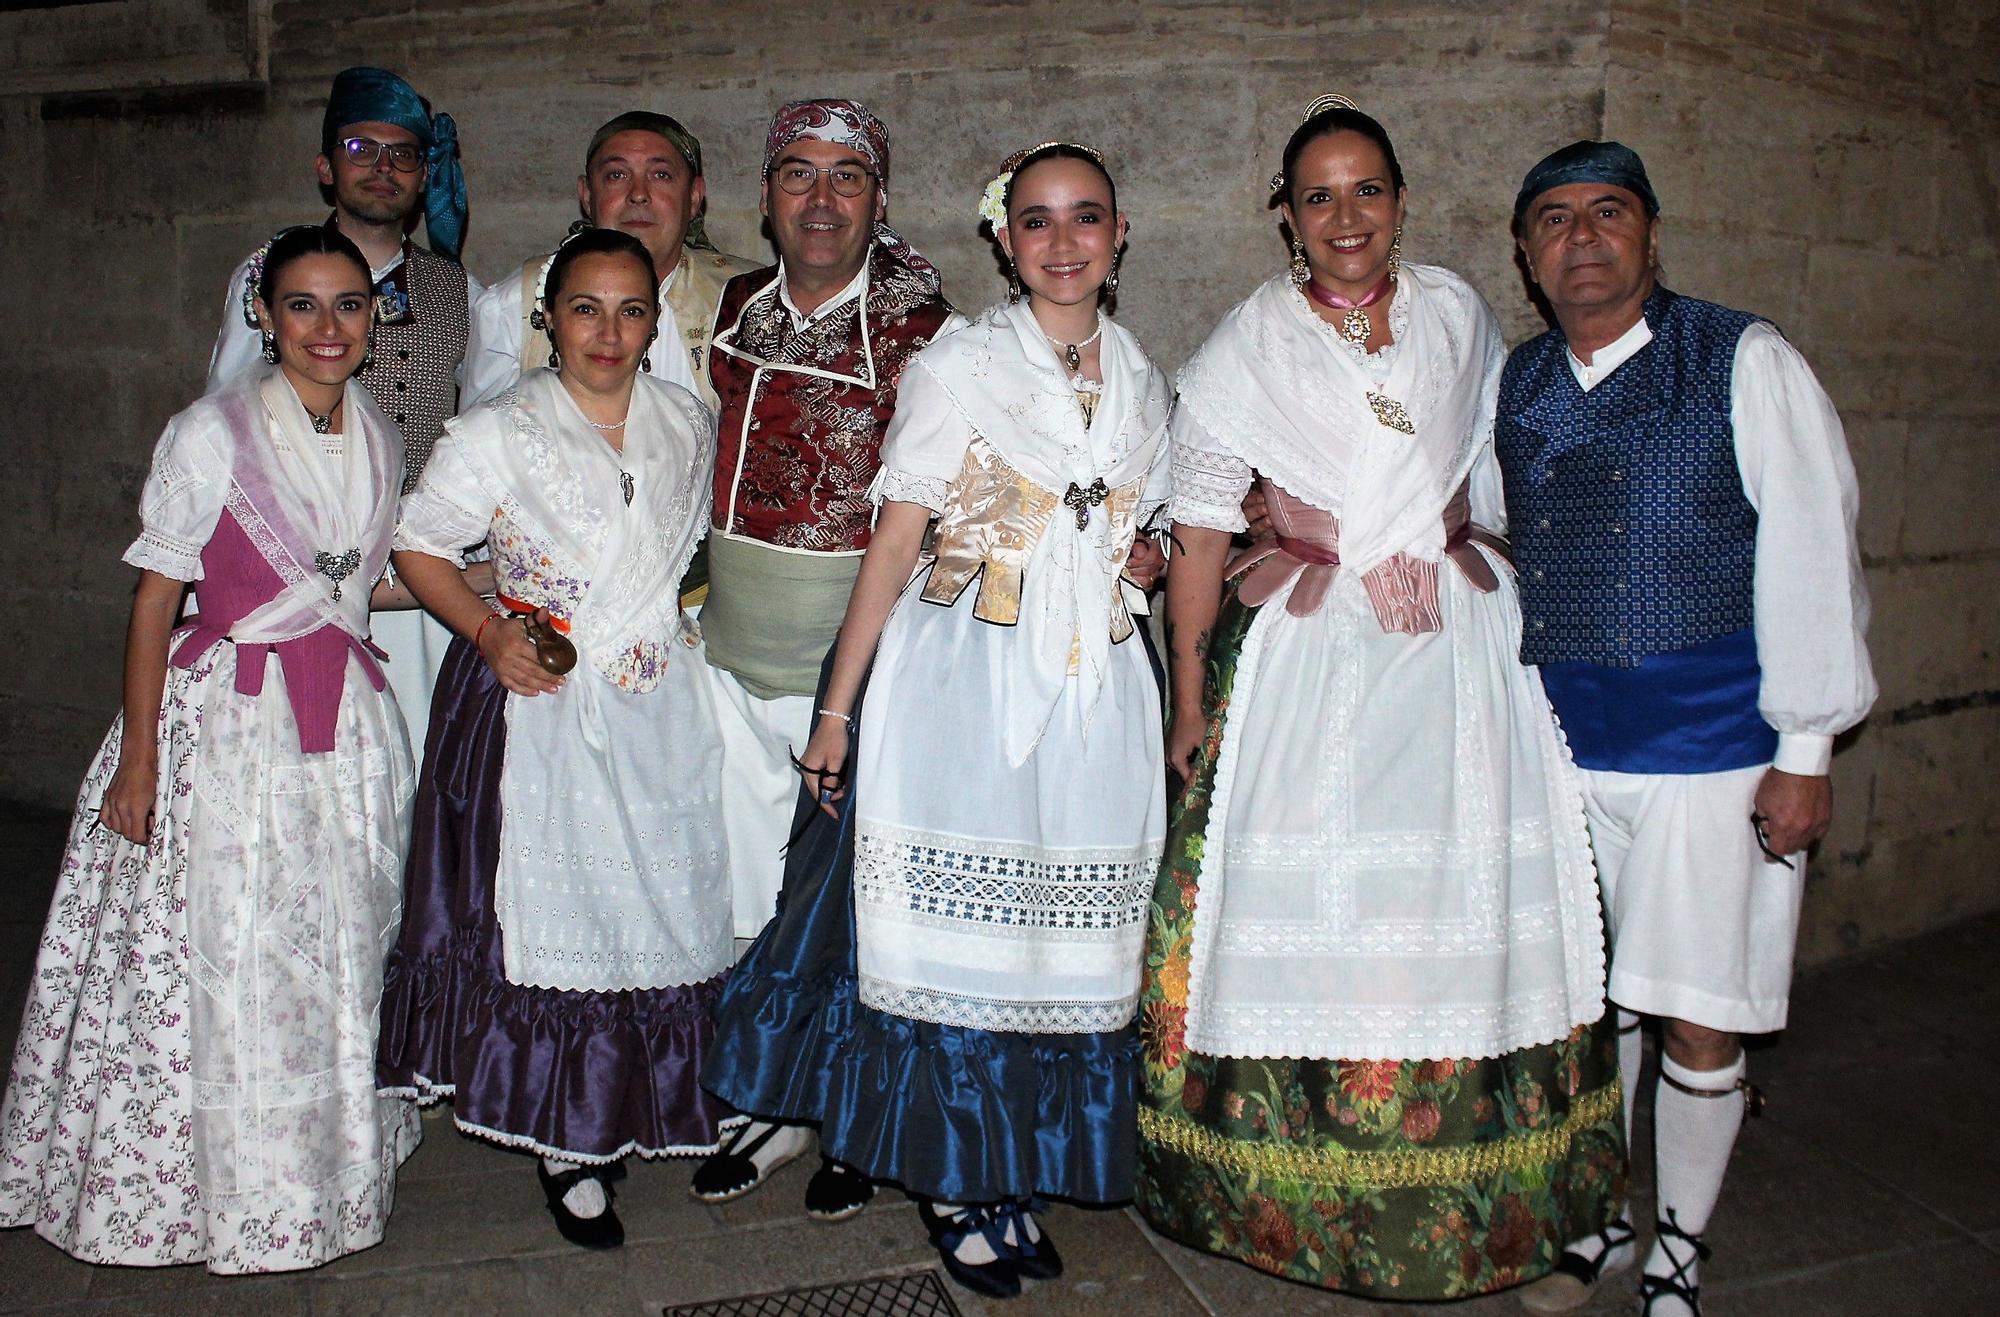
[{"xmin": 1, "ymin": 800, "xmax": 1995, "ymax": 1314}]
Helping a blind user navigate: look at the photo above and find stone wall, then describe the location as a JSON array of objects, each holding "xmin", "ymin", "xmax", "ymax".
[{"xmin": 3, "ymin": 0, "xmax": 1994, "ymax": 963}]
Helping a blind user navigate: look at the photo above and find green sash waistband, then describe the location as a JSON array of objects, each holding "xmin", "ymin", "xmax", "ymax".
[{"xmin": 700, "ymin": 533, "xmax": 862, "ymax": 699}]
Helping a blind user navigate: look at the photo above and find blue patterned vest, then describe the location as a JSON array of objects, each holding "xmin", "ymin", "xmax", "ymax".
[
  {"xmin": 1497, "ymin": 289, "xmax": 1780, "ymax": 773},
  {"xmin": 1496, "ymin": 287, "xmax": 1763, "ymax": 669}
]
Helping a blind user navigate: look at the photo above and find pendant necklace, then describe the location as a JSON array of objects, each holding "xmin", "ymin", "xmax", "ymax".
[
  {"xmin": 1045, "ymin": 315, "xmax": 1104, "ymax": 372},
  {"xmin": 306, "ymin": 406, "xmax": 335, "ymax": 435},
  {"xmin": 1305, "ymin": 270, "xmax": 1396, "ymax": 343},
  {"xmin": 588, "ymin": 417, "xmax": 635, "ymax": 505}
]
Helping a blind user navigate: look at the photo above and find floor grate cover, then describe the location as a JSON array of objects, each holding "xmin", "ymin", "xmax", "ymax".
[{"xmin": 661, "ymin": 1270, "xmax": 963, "ymax": 1317}]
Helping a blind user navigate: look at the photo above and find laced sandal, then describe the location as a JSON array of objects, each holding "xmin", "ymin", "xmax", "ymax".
[
  {"xmin": 1639, "ymin": 1209, "xmax": 1711, "ymax": 1315},
  {"xmin": 804, "ymin": 1156, "xmax": 875, "ymax": 1221},
  {"xmin": 916, "ymin": 1200, "xmax": 1022, "ymax": 1299},
  {"xmin": 999, "ymin": 1199, "xmax": 1063, "ymax": 1281},
  {"xmin": 536, "ymin": 1160, "xmax": 625, "ymax": 1249},
  {"xmin": 1518, "ymin": 1216, "xmax": 1636, "ymax": 1313},
  {"xmin": 689, "ymin": 1120, "xmax": 806, "ymax": 1203}
]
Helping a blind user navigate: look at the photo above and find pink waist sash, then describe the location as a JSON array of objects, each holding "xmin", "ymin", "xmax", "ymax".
[
  {"xmin": 1227, "ymin": 479, "xmax": 1510, "ymax": 633},
  {"xmin": 170, "ymin": 618, "xmax": 388, "ymax": 754}
]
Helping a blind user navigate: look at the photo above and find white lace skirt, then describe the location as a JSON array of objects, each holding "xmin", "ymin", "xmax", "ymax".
[
  {"xmin": 853, "ymin": 581, "xmax": 1166, "ymax": 1034},
  {"xmin": 0, "ymin": 644, "xmax": 420, "ymax": 1272},
  {"xmin": 1184, "ymin": 553, "xmax": 1606, "ymax": 1063}
]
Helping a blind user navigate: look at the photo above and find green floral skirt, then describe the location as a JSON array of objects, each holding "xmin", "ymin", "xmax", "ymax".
[{"xmin": 1134, "ymin": 586, "xmax": 1626, "ymax": 1299}]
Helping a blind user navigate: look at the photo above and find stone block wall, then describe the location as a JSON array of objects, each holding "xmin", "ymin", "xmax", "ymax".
[{"xmin": 3, "ymin": 0, "xmax": 1994, "ymax": 963}]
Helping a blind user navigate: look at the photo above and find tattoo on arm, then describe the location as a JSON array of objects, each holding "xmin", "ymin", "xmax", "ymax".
[{"xmin": 1192, "ymin": 627, "xmax": 1210, "ymax": 660}]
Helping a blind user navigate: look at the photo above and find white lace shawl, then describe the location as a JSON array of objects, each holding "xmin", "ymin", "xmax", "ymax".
[{"xmin": 1172, "ymin": 266, "xmax": 1503, "ymax": 575}]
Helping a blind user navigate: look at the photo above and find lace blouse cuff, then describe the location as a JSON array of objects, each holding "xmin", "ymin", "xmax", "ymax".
[
  {"xmin": 1170, "ymin": 444, "xmax": 1252, "ymax": 533},
  {"xmin": 872, "ymin": 467, "xmax": 951, "ymax": 513},
  {"xmin": 123, "ymin": 529, "xmax": 204, "ymax": 582}
]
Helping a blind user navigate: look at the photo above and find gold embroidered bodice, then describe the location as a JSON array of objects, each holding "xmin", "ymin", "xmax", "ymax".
[{"xmin": 918, "ymin": 434, "xmax": 1143, "ymax": 644}]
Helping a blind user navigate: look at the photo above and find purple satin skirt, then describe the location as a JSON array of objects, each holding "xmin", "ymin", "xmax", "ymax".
[{"xmin": 376, "ymin": 636, "xmax": 730, "ymax": 1160}]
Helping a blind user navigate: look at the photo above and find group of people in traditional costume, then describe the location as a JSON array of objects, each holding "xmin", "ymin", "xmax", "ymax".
[{"xmin": 0, "ymin": 61, "xmax": 1873, "ymax": 1317}]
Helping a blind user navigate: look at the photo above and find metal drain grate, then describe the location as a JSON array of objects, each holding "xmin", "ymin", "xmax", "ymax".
[{"xmin": 661, "ymin": 1270, "xmax": 963, "ymax": 1317}]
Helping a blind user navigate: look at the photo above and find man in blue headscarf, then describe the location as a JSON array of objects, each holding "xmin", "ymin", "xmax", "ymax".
[
  {"xmin": 204, "ymin": 66, "xmax": 485, "ymax": 771},
  {"xmin": 1498, "ymin": 141, "xmax": 1876, "ymax": 1317}
]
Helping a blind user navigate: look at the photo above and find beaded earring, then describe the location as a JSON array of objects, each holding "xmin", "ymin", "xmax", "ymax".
[
  {"xmin": 1388, "ymin": 226, "xmax": 1404, "ymax": 280},
  {"xmin": 1290, "ymin": 236, "xmax": 1309, "ymax": 288}
]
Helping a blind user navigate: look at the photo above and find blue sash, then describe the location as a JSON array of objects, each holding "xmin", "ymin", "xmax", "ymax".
[{"xmin": 1539, "ymin": 627, "xmax": 1774, "ymax": 774}]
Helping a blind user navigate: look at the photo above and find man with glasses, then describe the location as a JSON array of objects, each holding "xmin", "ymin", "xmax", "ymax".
[
  {"xmin": 690, "ymin": 98, "xmax": 959, "ymax": 1220},
  {"xmin": 206, "ymin": 66, "xmax": 479, "ymax": 752},
  {"xmin": 1498, "ymin": 142, "xmax": 1875, "ymax": 1317},
  {"xmin": 461, "ymin": 110, "xmax": 759, "ymax": 413}
]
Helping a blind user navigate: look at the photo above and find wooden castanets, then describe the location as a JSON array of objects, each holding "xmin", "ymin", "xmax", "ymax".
[{"xmin": 520, "ymin": 611, "xmax": 577, "ymax": 675}]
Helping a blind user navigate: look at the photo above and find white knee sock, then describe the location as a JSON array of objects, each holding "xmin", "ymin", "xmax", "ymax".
[
  {"xmin": 1617, "ymin": 1008, "xmax": 1644, "ymax": 1151},
  {"xmin": 1646, "ymin": 1052, "xmax": 1745, "ymax": 1304},
  {"xmin": 543, "ymin": 1156, "xmax": 608, "ymax": 1219}
]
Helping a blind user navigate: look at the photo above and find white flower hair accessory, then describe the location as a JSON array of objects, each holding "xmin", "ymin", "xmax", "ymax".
[
  {"xmin": 977, "ymin": 173, "xmax": 1011, "ymax": 230},
  {"xmin": 978, "ymin": 141, "xmax": 1108, "ymax": 232}
]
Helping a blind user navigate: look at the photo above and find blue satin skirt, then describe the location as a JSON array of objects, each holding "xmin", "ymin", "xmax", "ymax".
[{"xmin": 700, "ymin": 658, "xmax": 1139, "ymax": 1205}]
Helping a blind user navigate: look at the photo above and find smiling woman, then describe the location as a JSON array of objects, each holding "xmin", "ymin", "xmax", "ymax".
[
  {"xmin": 0, "ymin": 222, "xmax": 422, "ymax": 1274},
  {"xmin": 1132, "ymin": 97, "xmax": 1625, "ymax": 1299},
  {"xmin": 377, "ymin": 224, "xmax": 734, "ymax": 1252}
]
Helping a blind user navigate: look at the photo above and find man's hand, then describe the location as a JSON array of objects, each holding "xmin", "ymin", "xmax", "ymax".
[{"xmin": 1752, "ymin": 767, "xmax": 1832, "ymax": 859}]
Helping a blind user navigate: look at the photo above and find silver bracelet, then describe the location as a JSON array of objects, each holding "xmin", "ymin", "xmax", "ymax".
[{"xmin": 817, "ymin": 707, "xmax": 855, "ymax": 731}]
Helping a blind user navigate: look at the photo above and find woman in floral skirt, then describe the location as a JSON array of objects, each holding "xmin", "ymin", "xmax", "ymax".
[{"xmin": 1134, "ymin": 97, "xmax": 1626, "ymax": 1298}]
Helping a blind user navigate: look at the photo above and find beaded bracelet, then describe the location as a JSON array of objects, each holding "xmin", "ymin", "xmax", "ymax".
[{"xmin": 817, "ymin": 707, "xmax": 855, "ymax": 731}]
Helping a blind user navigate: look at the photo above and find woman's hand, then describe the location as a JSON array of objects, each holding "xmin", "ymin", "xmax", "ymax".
[
  {"xmin": 1241, "ymin": 485, "xmax": 1272, "ymax": 540},
  {"xmin": 1126, "ymin": 537, "xmax": 1167, "ymax": 591},
  {"xmin": 100, "ymin": 757, "xmax": 158, "ymax": 845},
  {"xmin": 479, "ymin": 608, "xmax": 565, "ymax": 696},
  {"xmin": 460, "ymin": 559, "xmax": 498, "ymax": 597},
  {"xmin": 1165, "ymin": 710, "xmax": 1205, "ymax": 788},
  {"xmin": 796, "ymin": 716, "xmax": 851, "ymax": 819}
]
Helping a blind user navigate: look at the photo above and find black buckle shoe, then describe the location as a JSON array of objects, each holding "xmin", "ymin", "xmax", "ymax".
[
  {"xmin": 804, "ymin": 1156, "xmax": 875, "ymax": 1221},
  {"xmin": 917, "ymin": 1201, "xmax": 1022, "ymax": 1299},
  {"xmin": 1639, "ymin": 1209, "xmax": 1711, "ymax": 1315},
  {"xmin": 536, "ymin": 1160, "xmax": 625, "ymax": 1250}
]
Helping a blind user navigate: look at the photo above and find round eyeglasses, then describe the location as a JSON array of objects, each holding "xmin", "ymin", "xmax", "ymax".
[
  {"xmin": 337, "ymin": 136, "xmax": 424, "ymax": 173},
  {"xmin": 772, "ymin": 162, "xmax": 875, "ymax": 198}
]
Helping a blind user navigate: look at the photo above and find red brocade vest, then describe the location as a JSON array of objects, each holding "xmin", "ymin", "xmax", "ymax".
[{"xmin": 708, "ymin": 246, "xmax": 954, "ymax": 551}]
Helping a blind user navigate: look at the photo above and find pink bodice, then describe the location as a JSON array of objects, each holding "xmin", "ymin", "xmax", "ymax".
[{"xmin": 169, "ymin": 511, "xmax": 385, "ymax": 754}]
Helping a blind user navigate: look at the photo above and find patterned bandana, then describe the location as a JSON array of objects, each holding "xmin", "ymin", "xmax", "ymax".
[
  {"xmin": 1513, "ymin": 140, "xmax": 1659, "ymax": 232},
  {"xmin": 322, "ymin": 66, "xmax": 468, "ymax": 263},
  {"xmin": 761, "ymin": 98, "xmax": 938, "ymax": 293},
  {"xmin": 585, "ymin": 110, "xmax": 716, "ymax": 251}
]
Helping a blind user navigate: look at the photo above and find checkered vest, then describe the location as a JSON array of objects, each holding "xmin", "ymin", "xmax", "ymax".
[{"xmin": 1496, "ymin": 288, "xmax": 1764, "ymax": 667}]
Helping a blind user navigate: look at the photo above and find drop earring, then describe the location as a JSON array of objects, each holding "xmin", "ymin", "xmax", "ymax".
[
  {"xmin": 1104, "ymin": 251, "xmax": 1122, "ymax": 295},
  {"xmin": 547, "ymin": 348, "xmax": 561, "ymax": 370},
  {"xmin": 1007, "ymin": 264, "xmax": 1023, "ymax": 302},
  {"xmin": 641, "ymin": 328, "xmax": 655, "ymax": 374},
  {"xmin": 1388, "ymin": 225, "xmax": 1404, "ymax": 281},
  {"xmin": 1290, "ymin": 235, "xmax": 1309, "ymax": 288},
  {"xmin": 260, "ymin": 331, "xmax": 278, "ymax": 364}
]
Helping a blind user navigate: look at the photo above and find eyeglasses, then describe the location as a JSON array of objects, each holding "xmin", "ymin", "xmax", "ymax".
[
  {"xmin": 772, "ymin": 162, "xmax": 875, "ymax": 198},
  {"xmin": 336, "ymin": 136, "xmax": 424, "ymax": 173}
]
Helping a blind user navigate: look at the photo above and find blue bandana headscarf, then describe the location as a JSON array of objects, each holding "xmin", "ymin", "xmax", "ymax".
[
  {"xmin": 322, "ymin": 66, "xmax": 468, "ymax": 262},
  {"xmin": 1513, "ymin": 140, "xmax": 1659, "ymax": 234}
]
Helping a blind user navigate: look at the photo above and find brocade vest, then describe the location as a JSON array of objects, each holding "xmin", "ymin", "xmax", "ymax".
[
  {"xmin": 360, "ymin": 243, "xmax": 470, "ymax": 492},
  {"xmin": 1496, "ymin": 287, "xmax": 1763, "ymax": 668},
  {"xmin": 708, "ymin": 245, "xmax": 954, "ymax": 552}
]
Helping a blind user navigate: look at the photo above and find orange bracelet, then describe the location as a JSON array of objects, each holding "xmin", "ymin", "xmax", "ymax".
[{"xmin": 474, "ymin": 610, "xmax": 504, "ymax": 651}]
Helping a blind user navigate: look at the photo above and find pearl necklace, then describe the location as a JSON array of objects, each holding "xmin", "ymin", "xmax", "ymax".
[{"xmin": 586, "ymin": 418, "xmax": 626, "ymax": 431}]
